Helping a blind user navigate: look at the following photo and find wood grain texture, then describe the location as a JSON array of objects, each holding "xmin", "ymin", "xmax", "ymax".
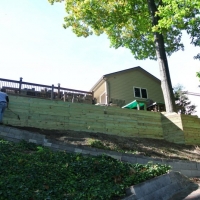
[{"xmin": 3, "ymin": 96, "xmax": 200, "ymax": 144}]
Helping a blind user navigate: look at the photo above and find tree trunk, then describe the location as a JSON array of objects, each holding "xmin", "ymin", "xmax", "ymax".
[{"xmin": 147, "ymin": 0, "xmax": 176, "ymax": 113}]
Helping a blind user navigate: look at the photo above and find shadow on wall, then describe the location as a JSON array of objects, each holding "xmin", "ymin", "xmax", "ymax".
[
  {"xmin": 161, "ymin": 113, "xmax": 185, "ymax": 144},
  {"xmin": 161, "ymin": 112, "xmax": 200, "ymax": 145}
]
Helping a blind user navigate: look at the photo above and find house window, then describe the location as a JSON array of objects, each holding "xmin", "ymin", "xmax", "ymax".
[
  {"xmin": 134, "ymin": 88, "xmax": 141, "ymax": 98},
  {"xmin": 141, "ymin": 88, "xmax": 147, "ymax": 98},
  {"xmin": 134, "ymin": 87, "xmax": 148, "ymax": 99}
]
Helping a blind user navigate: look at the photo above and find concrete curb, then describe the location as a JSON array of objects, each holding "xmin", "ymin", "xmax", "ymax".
[
  {"xmin": 0, "ymin": 125, "xmax": 200, "ymax": 178},
  {"xmin": 123, "ymin": 171, "xmax": 198, "ymax": 200}
]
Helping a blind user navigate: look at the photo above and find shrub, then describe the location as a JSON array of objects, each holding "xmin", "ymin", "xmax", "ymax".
[{"xmin": 0, "ymin": 139, "xmax": 171, "ymax": 200}]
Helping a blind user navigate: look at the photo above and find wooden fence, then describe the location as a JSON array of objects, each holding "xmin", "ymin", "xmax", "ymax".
[{"xmin": 0, "ymin": 77, "xmax": 93, "ymax": 104}]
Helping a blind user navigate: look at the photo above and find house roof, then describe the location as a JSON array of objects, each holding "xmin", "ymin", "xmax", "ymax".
[{"xmin": 90, "ymin": 66, "xmax": 161, "ymax": 92}]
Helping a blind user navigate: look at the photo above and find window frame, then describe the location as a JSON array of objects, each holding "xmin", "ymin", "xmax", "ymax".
[{"xmin": 133, "ymin": 87, "xmax": 148, "ymax": 99}]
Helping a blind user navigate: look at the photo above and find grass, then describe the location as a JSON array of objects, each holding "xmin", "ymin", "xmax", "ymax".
[
  {"xmin": 0, "ymin": 139, "xmax": 171, "ymax": 200},
  {"xmin": 88, "ymin": 139, "xmax": 142, "ymax": 154}
]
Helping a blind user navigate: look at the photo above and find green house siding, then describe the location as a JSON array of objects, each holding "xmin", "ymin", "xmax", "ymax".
[
  {"xmin": 107, "ymin": 69, "xmax": 164, "ymax": 105},
  {"xmin": 93, "ymin": 82, "xmax": 106, "ymax": 103}
]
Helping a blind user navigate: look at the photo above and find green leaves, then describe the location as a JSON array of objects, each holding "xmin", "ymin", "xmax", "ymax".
[
  {"xmin": 49, "ymin": 0, "xmax": 200, "ymax": 60},
  {"xmin": 173, "ymin": 84, "xmax": 196, "ymax": 115},
  {"xmin": 156, "ymin": 0, "xmax": 200, "ymax": 51},
  {"xmin": 48, "ymin": 0, "xmax": 185, "ymax": 60},
  {"xmin": 0, "ymin": 139, "xmax": 171, "ymax": 199},
  {"xmin": 197, "ymin": 71, "xmax": 200, "ymax": 79},
  {"xmin": 48, "ymin": 0, "xmax": 64, "ymax": 5}
]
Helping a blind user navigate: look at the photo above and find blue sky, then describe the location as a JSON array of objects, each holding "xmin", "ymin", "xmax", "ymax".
[{"xmin": 0, "ymin": 0, "xmax": 200, "ymax": 116}]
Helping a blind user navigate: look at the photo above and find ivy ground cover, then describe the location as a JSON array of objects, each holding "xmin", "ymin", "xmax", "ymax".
[{"xmin": 0, "ymin": 139, "xmax": 171, "ymax": 200}]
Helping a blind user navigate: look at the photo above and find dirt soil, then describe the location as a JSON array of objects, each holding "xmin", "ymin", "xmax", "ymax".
[{"xmin": 11, "ymin": 126, "xmax": 200, "ymax": 162}]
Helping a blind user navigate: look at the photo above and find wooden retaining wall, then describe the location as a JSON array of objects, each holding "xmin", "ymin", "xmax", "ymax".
[
  {"xmin": 161, "ymin": 113, "xmax": 200, "ymax": 145},
  {"xmin": 181, "ymin": 115, "xmax": 200, "ymax": 145},
  {"xmin": 3, "ymin": 96, "xmax": 163, "ymax": 139},
  {"xmin": 3, "ymin": 96, "xmax": 200, "ymax": 144},
  {"xmin": 161, "ymin": 113, "xmax": 185, "ymax": 144}
]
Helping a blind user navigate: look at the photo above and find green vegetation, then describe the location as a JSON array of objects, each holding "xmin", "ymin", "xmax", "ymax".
[
  {"xmin": 89, "ymin": 139, "xmax": 139, "ymax": 154},
  {"xmin": 174, "ymin": 85, "xmax": 196, "ymax": 115},
  {"xmin": 197, "ymin": 72, "xmax": 200, "ymax": 80},
  {"xmin": 85, "ymin": 137, "xmax": 200, "ymax": 162},
  {"xmin": 0, "ymin": 139, "xmax": 170, "ymax": 200},
  {"xmin": 89, "ymin": 139, "xmax": 111, "ymax": 150},
  {"xmin": 49, "ymin": 0, "xmax": 200, "ymax": 113}
]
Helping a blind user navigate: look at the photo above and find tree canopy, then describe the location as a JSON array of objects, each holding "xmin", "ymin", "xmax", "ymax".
[
  {"xmin": 49, "ymin": 0, "xmax": 199, "ymax": 59},
  {"xmin": 49, "ymin": 0, "xmax": 200, "ymax": 113},
  {"xmin": 155, "ymin": 0, "xmax": 200, "ymax": 59}
]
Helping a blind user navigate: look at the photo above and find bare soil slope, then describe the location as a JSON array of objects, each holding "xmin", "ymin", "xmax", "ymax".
[{"xmin": 12, "ymin": 126, "xmax": 200, "ymax": 162}]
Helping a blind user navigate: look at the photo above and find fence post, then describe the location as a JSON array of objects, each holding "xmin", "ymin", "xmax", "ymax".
[
  {"xmin": 137, "ymin": 102, "xmax": 140, "ymax": 110},
  {"xmin": 19, "ymin": 77, "xmax": 23, "ymax": 94},
  {"xmin": 58, "ymin": 83, "xmax": 60, "ymax": 99},
  {"xmin": 92, "ymin": 91, "xmax": 95, "ymax": 104},
  {"xmin": 51, "ymin": 84, "xmax": 54, "ymax": 100},
  {"xmin": 63, "ymin": 93, "xmax": 66, "ymax": 102}
]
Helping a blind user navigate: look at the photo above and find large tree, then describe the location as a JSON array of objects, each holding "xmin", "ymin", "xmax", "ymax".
[
  {"xmin": 154, "ymin": 0, "xmax": 200, "ymax": 59},
  {"xmin": 49, "ymin": 0, "xmax": 200, "ymax": 113},
  {"xmin": 174, "ymin": 85, "xmax": 196, "ymax": 115}
]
